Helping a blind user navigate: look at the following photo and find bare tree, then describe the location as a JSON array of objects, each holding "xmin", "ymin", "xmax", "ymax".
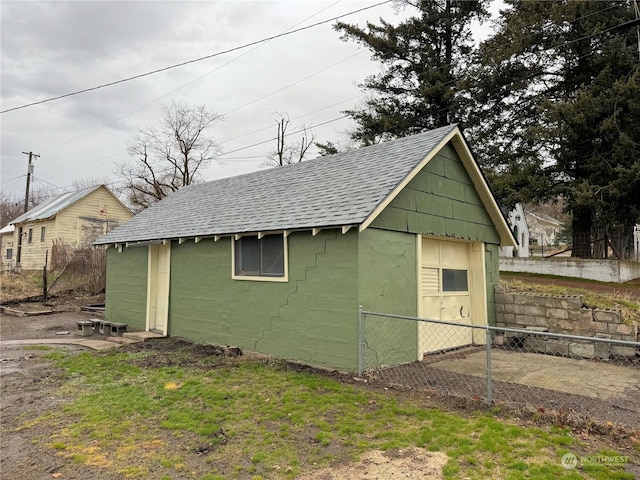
[
  {"xmin": 0, "ymin": 193, "xmax": 24, "ymax": 227},
  {"xmin": 265, "ymin": 112, "xmax": 315, "ymax": 167},
  {"xmin": 118, "ymin": 101, "xmax": 223, "ymax": 210}
]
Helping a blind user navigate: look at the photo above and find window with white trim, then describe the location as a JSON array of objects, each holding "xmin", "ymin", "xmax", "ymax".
[{"xmin": 233, "ymin": 234, "xmax": 286, "ymax": 279}]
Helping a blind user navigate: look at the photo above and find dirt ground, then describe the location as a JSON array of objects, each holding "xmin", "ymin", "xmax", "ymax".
[{"xmin": 0, "ymin": 309, "xmax": 451, "ymax": 480}]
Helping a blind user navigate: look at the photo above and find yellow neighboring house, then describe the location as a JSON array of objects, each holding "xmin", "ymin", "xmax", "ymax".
[{"xmin": 1, "ymin": 185, "xmax": 132, "ymax": 271}]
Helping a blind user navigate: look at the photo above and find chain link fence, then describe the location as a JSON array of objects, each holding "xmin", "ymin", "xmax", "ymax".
[{"xmin": 359, "ymin": 310, "xmax": 640, "ymax": 430}]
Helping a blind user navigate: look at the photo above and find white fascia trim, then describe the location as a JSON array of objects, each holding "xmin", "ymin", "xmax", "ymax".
[{"xmin": 125, "ymin": 239, "xmax": 166, "ymax": 248}]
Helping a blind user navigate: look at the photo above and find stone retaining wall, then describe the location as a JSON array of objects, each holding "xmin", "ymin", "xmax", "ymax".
[{"xmin": 494, "ymin": 285, "xmax": 638, "ymax": 359}]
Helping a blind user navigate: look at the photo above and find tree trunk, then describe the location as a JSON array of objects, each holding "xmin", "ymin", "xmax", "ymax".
[{"xmin": 571, "ymin": 207, "xmax": 592, "ymax": 258}]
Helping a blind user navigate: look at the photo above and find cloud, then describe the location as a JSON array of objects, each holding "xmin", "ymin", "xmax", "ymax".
[{"xmin": 1, "ymin": 1, "xmax": 408, "ymax": 200}]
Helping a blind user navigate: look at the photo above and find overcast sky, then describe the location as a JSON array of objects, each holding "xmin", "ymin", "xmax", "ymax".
[{"xmin": 1, "ymin": 1, "xmax": 499, "ymax": 204}]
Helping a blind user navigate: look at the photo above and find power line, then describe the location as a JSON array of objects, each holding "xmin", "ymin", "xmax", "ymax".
[
  {"xmin": 222, "ymin": 51, "xmax": 364, "ymax": 116},
  {"xmin": 0, "ymin": 175, "xmax": 25, "ymax": 186},
  {"xmin": 220, "ymin": 95, "xmax": 362, "ymax": 145},
  {"xmin": 39, "ymin": 0, "xmax": 345, "ymax": 155},
  {"xmin": 6, "ymin": 1, "xmax": 632, "ymax": 194},
  {"xmin": 218, "ymin": 115, "xmax": 349, "ymax": 157},
  {"xmin": 26, "ymin": 1, "xmax": 624, "ymax": 161},
  {"xmin": 0, "ymin": 0, "xmax": 392, "ymax": 114}
]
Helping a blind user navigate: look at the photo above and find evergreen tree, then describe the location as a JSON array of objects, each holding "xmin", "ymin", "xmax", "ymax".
[
  {"xmin": 470, "ymin": 0, "xmax": 640, "ymax": 258},
  {"xmin": 335, "ymin": 0, "xmax": 489, "ymax": 145}
]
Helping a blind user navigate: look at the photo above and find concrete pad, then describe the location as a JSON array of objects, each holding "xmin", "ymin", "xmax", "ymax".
[
  {"xmin": 429, "ymin": 350, "xmax": 640, "ymax": 401},
  {"xmin": 107, "ymin": 336, "xmax": 140, "ymax": 345},
  {"xmin": 123, "ymin": 331, "xmax": 165, "ymax": 341},
  {"xmin": 76, "ymin": 339, "xmax": 121, "ymax": 350}
]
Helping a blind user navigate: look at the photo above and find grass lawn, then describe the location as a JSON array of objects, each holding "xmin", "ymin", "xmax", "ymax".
[{"xmin": 15, "ymin": 340, "xmax": 638, "ymax": 480}]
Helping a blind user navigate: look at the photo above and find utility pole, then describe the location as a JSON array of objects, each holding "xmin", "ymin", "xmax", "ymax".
[{"xmin": 22, "ymin": 151, "xmax": 40, "ymax": 213}]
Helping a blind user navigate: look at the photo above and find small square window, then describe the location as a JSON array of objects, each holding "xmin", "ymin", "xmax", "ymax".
[
  {"xmin": 442, "ymin": 269, "xmax": 468, "ymax": 292},
  {"xmin": 234, "ymin": 234, "xmax": 286, "ymax": 280},
  {"xmin": 40, "ymin": 226, "xmax": 46, "ymax": 242},
  {"xmin": 6, "ymin": 248, "xmax": 13, "ymax": 260}
]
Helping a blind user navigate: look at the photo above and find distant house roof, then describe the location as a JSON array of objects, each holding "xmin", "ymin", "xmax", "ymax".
[
  {"xmin": 526, "ymin": 211, "xmax": 562, "ymax": 226},
  {"xmin": 96, "ymin": 125, "xmax": 516, "ymax": 247},
  {"xmin": 9, "ymin": 185, "xmax": 104, "ymax": 225},
  {"xmin": 0, "ymin": 224, "xmax": 15, "ymax": 235}
]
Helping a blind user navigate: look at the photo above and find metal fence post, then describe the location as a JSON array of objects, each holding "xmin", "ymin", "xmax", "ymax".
[
  {"xmin": 485, "ymin": 327, "xmax": 493, "ymax": 406},
  {"xmin": 358, "ymin": 305, "xmax": 365, "ymax": 376}
]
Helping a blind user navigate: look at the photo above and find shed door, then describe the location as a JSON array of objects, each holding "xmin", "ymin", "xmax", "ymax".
[
  {"xmin": 419, "ymin": 238, "xmax": 473, "ymax": 356},
  {"xmin": 146, "ymin": 242, "xmax": 170, "ymax": 334}
]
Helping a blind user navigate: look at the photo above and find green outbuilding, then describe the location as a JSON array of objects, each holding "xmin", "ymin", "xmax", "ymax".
[{"xmin": 95, "ymin": 125, "xmax": 516, "ymax": 372}]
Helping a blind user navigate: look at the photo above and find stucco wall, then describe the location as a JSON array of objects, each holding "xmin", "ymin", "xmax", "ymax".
[
  {"xmin": 358, "ymin": 228, "xmax": 418, "ymax": 366},
  {"xmin": 500, "ymin": 257, "xmax": 640, "ymax": 283},
  {"xmin": 485, "ymin": 244, "xmax": 500, "ymax": 326},
  {"xmin": 105, "ymin": 246, "xmax": 148, "ymax": 330},
  {"xmin": 168, "ymin": 229, "xmax": 360, "ymax": 371},
  {"xmin": 371, "ymin": 144, "xmax": 502, "ymax": 328}
]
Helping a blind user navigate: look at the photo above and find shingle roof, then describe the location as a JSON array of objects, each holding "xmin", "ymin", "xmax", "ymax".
[
  {"xmin": 9, "ymin": 185, "xmax": 102, "ymax": 225},
  {"xmin": 95, "ymin": 125, "xmax": 459, "ymax": 245}
]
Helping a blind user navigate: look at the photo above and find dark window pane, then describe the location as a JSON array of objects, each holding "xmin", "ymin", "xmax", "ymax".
[
  {"xmin": 6, "ymin": 248, "xmax": 12, "ymax": 260},
  {"xmin": 236, "ymin": 237, "xmax": 261, "ymax": 275},
  {"xmin": 442, "ymin": 269, "xmax": 468, "ymax": 292},
  {"xmin": 261, "ymin": 235, "xmax": 284, "ymax": 275},
  {"xmin": 235, "ymin": 235, "xmax": 285, "ymax": 277}
]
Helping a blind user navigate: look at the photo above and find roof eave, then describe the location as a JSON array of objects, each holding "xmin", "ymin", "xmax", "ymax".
[{"xmin": 94, "ymin": 224, "xmax": 361, "ymax": 248}]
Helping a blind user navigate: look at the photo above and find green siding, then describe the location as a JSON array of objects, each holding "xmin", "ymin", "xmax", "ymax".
[
  {"xmin": 103, "ymin": 142, "xmax": 505, "ymax": 371},
  {"xmin": 372, "ymin": 143, "xmax": 501, "ymax": 245},
  {"xmin": 485, "ymin": 244, "xmax": 499, "ymax": 326},
  {"xmin": 105, "ymin": 246, "xmax": 147, "ymax": 330},
  {"xmin": 358, "ymin": 228, "xmax": 418, "ymax": 366},
  {"xmin": 168, "ymin": 230, "xmax": 360, "ymax": 371},
  {"xmin": 371, "ymin": 142, "xmax": 501, "ymax": 330}
]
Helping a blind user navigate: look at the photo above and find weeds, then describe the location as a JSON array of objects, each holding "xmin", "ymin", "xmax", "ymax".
[{"xmin": 500, "ymin": 277, "xmax": 640, "ymax": 322}]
